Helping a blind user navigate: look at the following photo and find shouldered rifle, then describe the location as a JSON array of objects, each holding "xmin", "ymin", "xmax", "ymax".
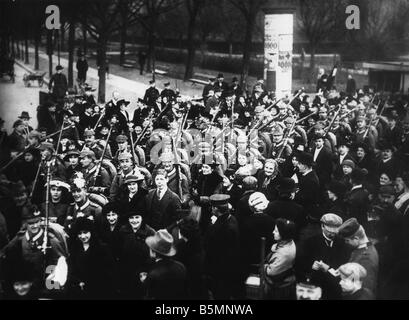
[
  {"xmin": 324, "ymin": 105, "xmax": 342, "ymax": 136},
  {"xmin": 276, "ymin": 118, "xmax": 297, "ymax": 160}
]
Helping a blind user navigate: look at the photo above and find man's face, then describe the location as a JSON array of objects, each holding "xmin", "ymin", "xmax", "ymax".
[
  {"xmin": 382, "ymin": 149, "xmax": 393, "ymax": 160},
  {"xmin": 314, "ymin": 138, "xmax": 324, "ymax": 149},
  {"xmin": 356, "ymin": 119, "xmax": 365, "ymax": 129},
  {"xmin": 78, "ymin": 231, "xmax": 91, "ymax": 244},
  {"xmin": 27, "ymin": 220, "xmax": 41, "ymax": 235},
  {"xmin": 28, "ymin": 137, "xmax": 38, "ymax": 146},
  {"xmin": 72, "ymin": 188, "xmax": 87, "ymax": 203},
  {"xmin": 85, "ymin": 135, "xmax": 95, "ymax": 145},
  {"xmin": 264, "ymin": 163, "xmax": 275, "ymax": 177},
  {"xmin": 135, "ymin": 126, "xmax": 142, "ymax": 135},
  {"xmin": 327, "ymin": 190, "xmax": 337, "ymax": 201},
  {"xmin": 68, "ymin": 155, "xmax": 79, "ymax": 166},
  {"xmin": 356, "ymin": 147, "xmax": 365, "ymax": 159},
  {"xmin": 14, "ymin": 193, "xmax": 28, "ymax": 207},
  {"xmin": 48, "ymin": 106, "xmax": 56, "ymax": 113},
  {"xmin": 395, "ymin": 177, "xmax": 405, "ymax": 194},
  {"xmin": 80, "ymin": 156, "xmax": 92, "ymax": 168},
  {"xmin": 129, "ymin": 215, "xmax": 142, "ymax": 229},
  {"xmin": 344, "ymin": 236, "xmax": 359, "ymax": 248},
  {"xmin": 106, "ymin": 211, "xmax": 118, "ymax": 225},
  {"xmin": 296, "ymin": 284, "xmax": 322, "ymax": 300},
  {"xmin": 119, "ymin": 158, "xmax": 132, "ymax": 172},
  {"xmin": 13, "ymin": 281, "xmax": 33, "ymax": 297},
  {"xmin": 378, "ymin": 193, "xmax": 395, "ymax": 205},
  {"xmin": 343, "ymin": 165, "xmax": 353, "ymax": 175},
  {"xmin": 100, "ymin": 127, "xmax": 109, "ymax": 136},
  {"xmin": 338, "ymin": 145, "xmax": 348, "ymax": 155},
  {"xmin": 127, "ymin": 181, "xmax": 139, "ymax": 194},
  {"xmin": 162, "ymin": 160, "xmax": 174, "ymax": 172},
  {"xmin": 318, "ymin": 109, "xmax": 327, "ymax": 119},
  {"xmin": 50, "ymin": 186, "xmax": 62, "ymax": 202},
  {"xmin": 238, "ymin": 154, "xmax": 247, "ymax": 166},
  {"xmin": 24, "ymin": 153, "xmax": 34, "ymax": 162},
  {"xmin": 155, "ymin": 174, "xmax": 168, "ymax": 189},
  {"xmin": 322, "ymin": 224, "xmax": 337, "ymax": 240},
  {"xmin": 272, "ymin": 133, "xmax": 283, "ymax": 143},
  {"xmin": 118, "ymin": 141, "xmax": 127, "ymax": 151}
]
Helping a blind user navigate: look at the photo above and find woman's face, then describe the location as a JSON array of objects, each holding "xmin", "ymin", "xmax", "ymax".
[
  {"xmin": 299, "ymin": 105, "xmax": 306, "ymax": 113},
  {"xmin": 291, "ymin": 157, "xmax": 299, "ymax": 167},
  {"xmin": 78, "ymin": 231, "xmax": 91, "ymax": 245},
  {"xmin": 356, "ymin": 147, "xmax": 365, "ymax": 159},
  {"xmin": 129, "ymin": 215, "xmax": 142, "ymax": 230},
  {"xmin": 50, "ymin": 186, "xmax": 62, "ymax": 202},
  {"xmin": 264, "ymin": 162, "xmax": 276, "ymax": 177},
  {"xmin": 202, "ymin": 164, "xmax": 212, "ymax": 175},
  {"xmin": 273, "ymin": 225, "xmax": 281, "ymax": 241},
  {"xmin": 106, "ymin": 211, "xmax": 118, "ymax": 225},
  {"xmin": 380, "ymin": 174, "xmax": 392, "ymax": 186}
]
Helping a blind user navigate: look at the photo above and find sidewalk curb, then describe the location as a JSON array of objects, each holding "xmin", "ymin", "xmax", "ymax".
[{"xmin": 14, "ymin": 59, "xmax": 50, "ymax": 86}]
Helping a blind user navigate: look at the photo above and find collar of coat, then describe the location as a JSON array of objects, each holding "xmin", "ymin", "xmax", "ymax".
[{"xmin": 75, "ymin": 199, "xmax": 91, "ymax": 212}]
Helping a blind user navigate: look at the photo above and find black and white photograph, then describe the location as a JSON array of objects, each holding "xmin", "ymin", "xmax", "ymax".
[{"xmin": 0, "ymin": 0, "xmax": 409, "ymax": 305}]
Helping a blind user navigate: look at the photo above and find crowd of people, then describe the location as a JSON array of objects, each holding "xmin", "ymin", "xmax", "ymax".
[{"xmin": 0, "ymin": 64, "xmax": 409, "ymax": 300}]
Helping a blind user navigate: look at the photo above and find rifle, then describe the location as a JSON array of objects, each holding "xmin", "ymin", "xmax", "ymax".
[
  {"xmin": 128, "ymin": 122, "xmax": 138, "ymax": 164},
  {"xmin": 134, "ymin": 110, "xmax": 155, "ymax": 147},
  {"xmin": 324, "ymin": 105, "xmax": 341, "ymax": 136},
  {"xmin": 364, "ymin": 98, "xmax": 385, "ymax": 139},
  {"xmin": 42, "ymin": 159, "xmax": 52, "ymax": 255},
  {"xmin": 90, "ymin": 121, "xmax": 114, "ymax": 188},
  {"xmin": 276, "ymin": 118, "xmax": 297, "ymax": 160}
]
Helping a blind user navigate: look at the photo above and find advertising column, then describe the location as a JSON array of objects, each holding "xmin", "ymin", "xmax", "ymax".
[{"xmin": 263, "ymin": 8, "xmax": 295, "ymax": 98}]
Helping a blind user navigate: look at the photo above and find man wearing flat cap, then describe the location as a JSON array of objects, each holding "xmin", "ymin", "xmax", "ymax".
[
  {"xmin": 204, "ymin": 194, "xmax": 240, "ymax": 299},
  {"xmin": 337, "ymin": 218, "xmax": 379, "ymax": 295},
  {"xmin": 79, "ymin": 149, "xmax": 110, "ymax": 194},
  {"xmin": 297, "ymin": 213, "xmax": 351, "ymax": 299}
]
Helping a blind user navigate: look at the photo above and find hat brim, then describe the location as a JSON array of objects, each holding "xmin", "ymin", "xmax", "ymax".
[{"xmin": 145, "ymin": 237, "xmax": 177, "ymax": 257}]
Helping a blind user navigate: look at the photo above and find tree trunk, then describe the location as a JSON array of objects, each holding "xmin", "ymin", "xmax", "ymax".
[
  {"xmin": 97, "ymin": 36, "xmax": 108, "ymax": 103},
  {"xmin": 228, "ymin": 41, "xmax": 233, "ymax": 58},
  {"xmin": 16, "ymin": 40, "xmax": 20, "ymax": 59},
  {"xmin": 47, "ymin": 30, "xmax": 53, "ymax": 78},
  {"xmin": 184, "ymin": 13, "xmax": 198, "ymax": 81},
  {"xmin": 24, "ymin": 33, "xmax": 29, "ymax": 64},
  {"xmin": 68, "ymin": 22, "xmax": 75, "ymax": 87},
  {"xmin": 147, "ymin": 30, "xmax": 156, "ymax": 75},
  {"xmin": 34, "ymin": 32, "xmax": 40, "ymax": 70},
  {"xmin": 309, "ymin": 45, "xmax": 316, "ymax": 85},
  {"xmin": 60, "ymin": 22, "xmax": 66, "ymax": 52},
  {"xmin": 82, "ymin": 24, "xmax": 87, "ymax": 55},
  {"xmin": 240, "ymin": 16, "xmax": 256, "ymax": 87},
  {"xmin": 119, "ymin": 22, "xmax": 127, "ymax": 66}
]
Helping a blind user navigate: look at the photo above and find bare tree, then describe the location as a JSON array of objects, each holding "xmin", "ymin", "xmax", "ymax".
[
  {"xmin": 298, "ymin": 0, "xmax": 346, "ymax": 82},
  {"xmin": 228, "ymin": 0, "xmax": 268, "ymax": 86}
]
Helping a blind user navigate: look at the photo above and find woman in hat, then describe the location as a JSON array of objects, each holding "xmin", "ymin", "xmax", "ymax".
[
  {"xmin": 67, "ymin": 217, "xmax": 115, "ymax": 299},
  {"xmin": 118, "ymin": 210, "xmax": 155, "ymax": 299},
  {"xmin": 118, "ymin": 172, "xmax": 148, "ymax": 221},
  {"xmin": 40, "ymin": 177, "xmax": 72, "ymax": 226},
  {"xmin": 263, "ymin": 218, "xmax": 297, "ymax": 300}
]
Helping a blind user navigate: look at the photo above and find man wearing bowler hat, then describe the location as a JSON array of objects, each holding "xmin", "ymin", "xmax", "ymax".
[
  {"xmin": 49, "ymin": 65, "xmax": 68, "ymax": 100},
  {"xmin": 297, "ymin": 213, "xmax": 351, "ymax": 300},
  {"xmin": 214, "ymin": 73, "xmax": 229, "ymax": 93},
  {"xmin": 204, "ymin": 194, "xmax": 240, "ymax": 299},
  {"xmin": 144, "ymin": 229, "xmax": 187, "ymax": 299}
]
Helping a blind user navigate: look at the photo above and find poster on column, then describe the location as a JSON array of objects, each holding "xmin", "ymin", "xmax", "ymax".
[{"xmin": 264, "ymin": 13, "xmax": 293, "ymax": 98}]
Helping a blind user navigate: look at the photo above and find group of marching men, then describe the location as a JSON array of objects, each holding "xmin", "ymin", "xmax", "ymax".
[{"xmin": 1, "ymin": 70, "xmax": 409, "ymax": 300}]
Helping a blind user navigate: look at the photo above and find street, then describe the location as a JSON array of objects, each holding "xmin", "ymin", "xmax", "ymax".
[{"xmin": 0, "ymin": 63, "xmax": 40, "ymax": 133}]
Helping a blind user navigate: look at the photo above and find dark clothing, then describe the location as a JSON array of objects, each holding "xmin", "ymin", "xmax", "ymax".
[
  {"xmin": 145, "ymin": 189, "xmax": 182, "ymax": 230},
  {"xmin": 296, "ymin": 234, "xmax": 351, "ymax": 299},
  {"xmin": 145, "ymin": 258, "xmax": 187, "ymax": 300},
  {"xmin": 143, "ymin": 87, "xmax": 160, "ymax": 107},
  {"xmin": 76, "ymin": 58, "xmax": 88, "ymax": 83},
  {"xmin": 345, "ymin": 186, "xmax": 370, "ymax": 225},
  {"xmin": 266, "ymin": 197, "xmax": 305, "ymax": 231},
  {"xmin": 346, "ymin": 78, "xmax": 357, "ymax": 96},
  {"xmin": 295, "ymin": 170, "xmax": 321, "ymax": 220},
  {"xmin": 118, "ymin": 224, "xmax": 155, "ymax": 299},
  {"xmin": 48, "ymin": 73, "xmax": 68, "ymax": 100},
  {"xmin": 257, "ymin": 171, "xmax": 280, "ymax": 201},
  {"xmin": 312, "ymin": 146, "xmax": 333, "ymax": 188},
  {"xmin": 67, "ymin": 240, "xmax": 115, "ymax": 299},
  {"xmin": 343, "ymin": 288, "xmax": 374, "ymax": 300},
  {"xmin": 205, "ymin": 213, "xmax": 240, "ymax": 299}
]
